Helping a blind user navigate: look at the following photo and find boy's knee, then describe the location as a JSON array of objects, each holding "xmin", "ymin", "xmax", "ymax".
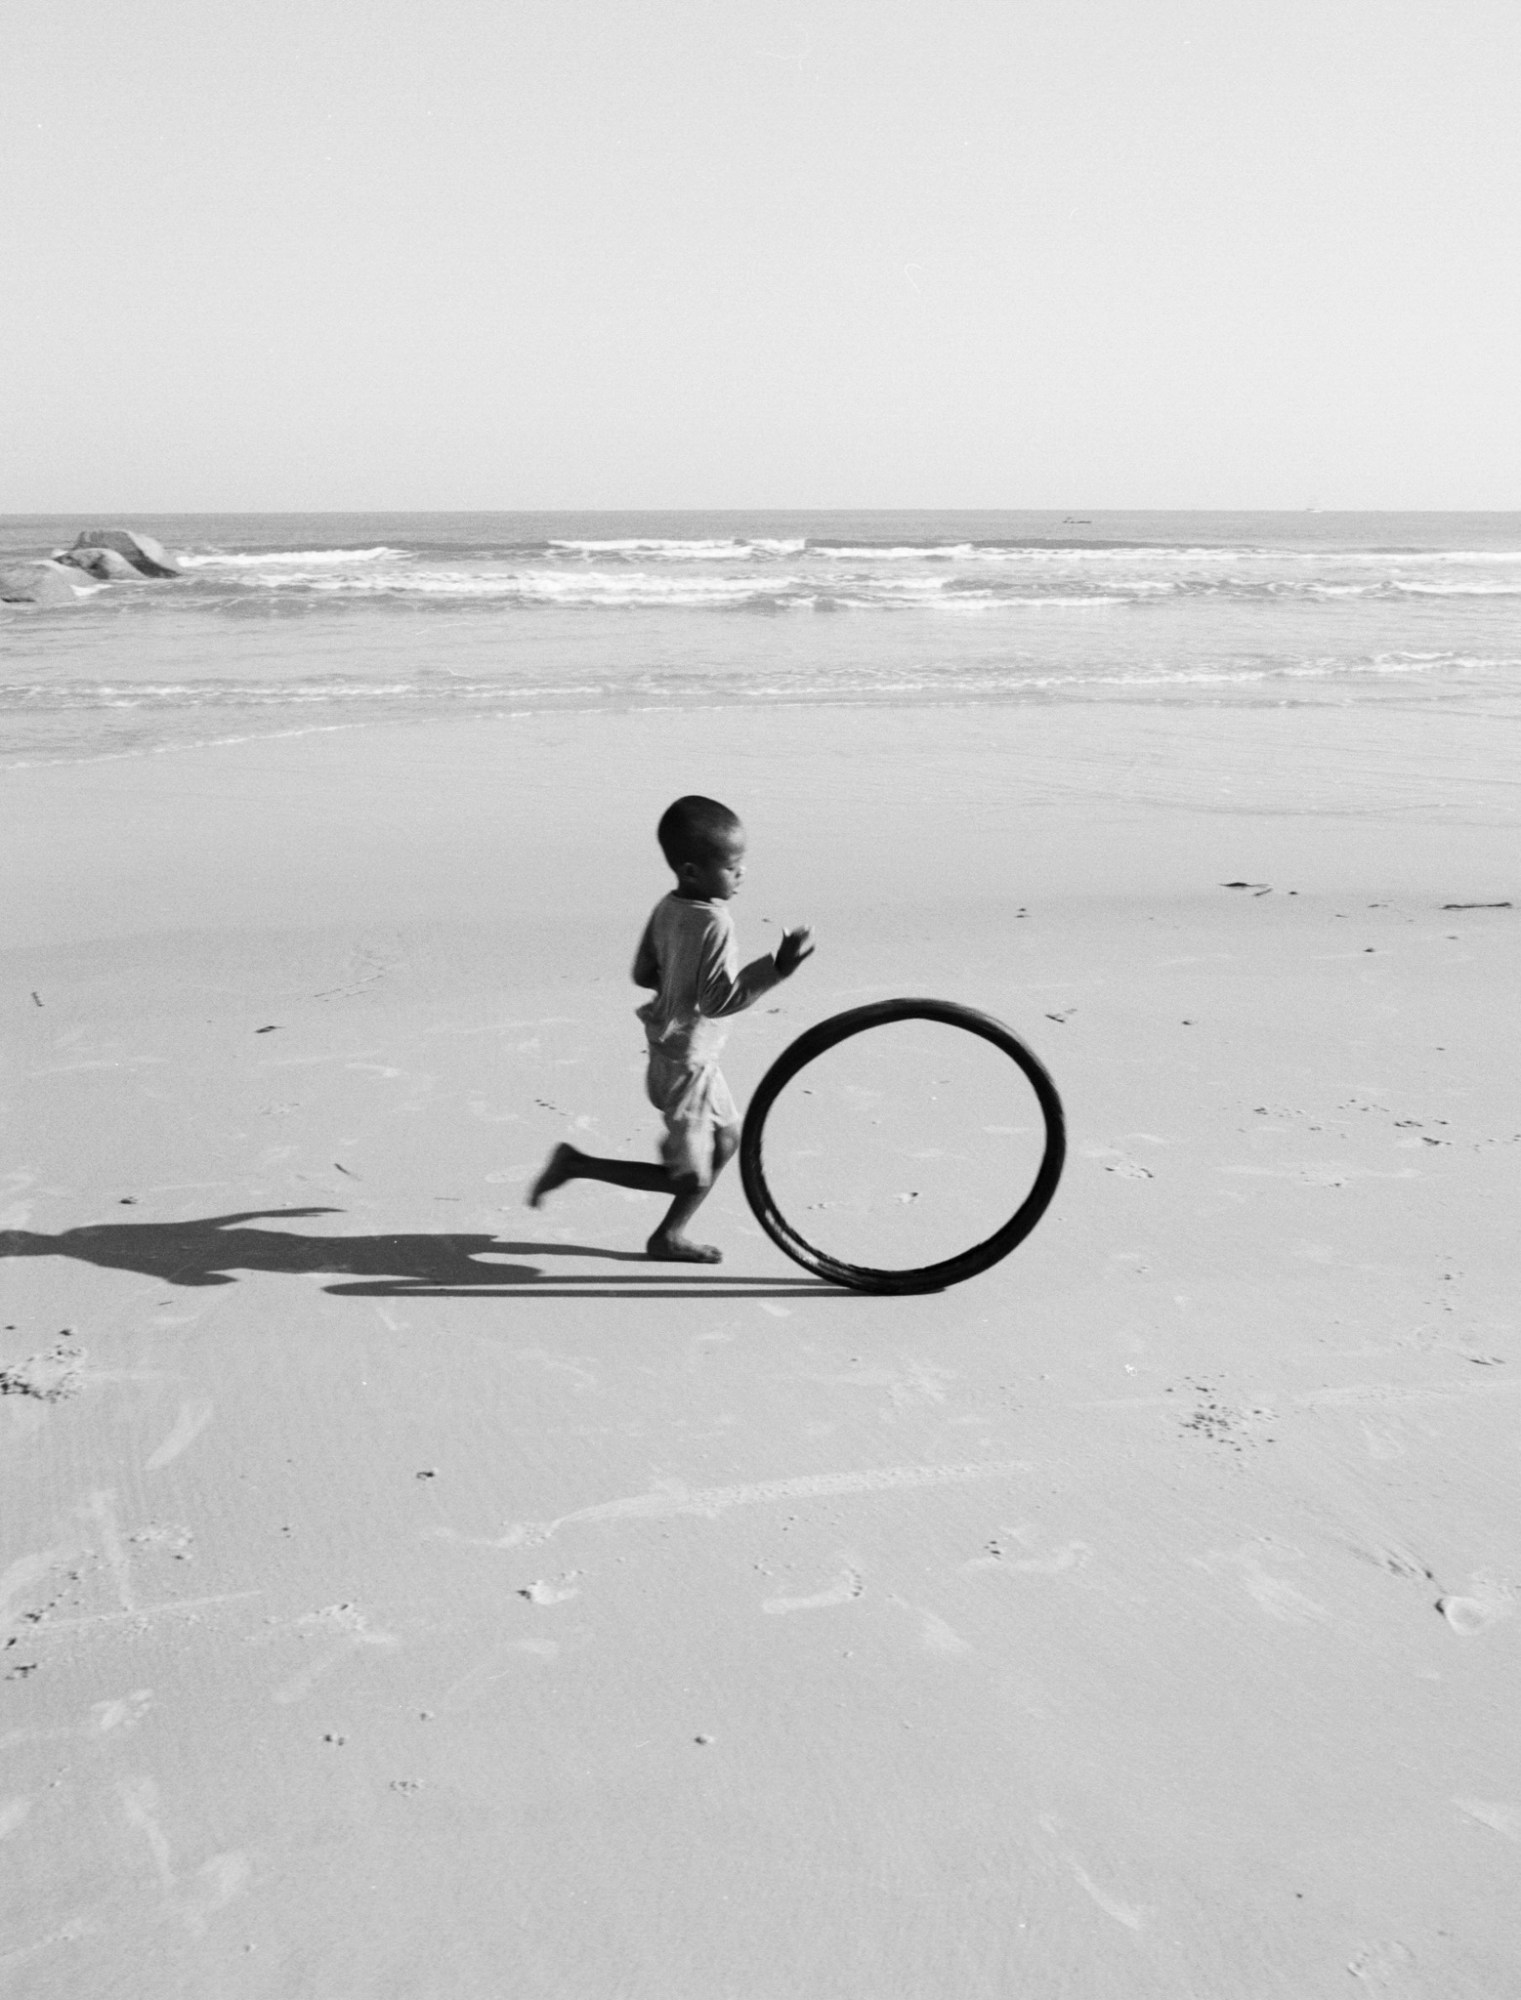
[{"xmin": 712, "ymin": 1124, "xmax": 740, "ymax": 1169}]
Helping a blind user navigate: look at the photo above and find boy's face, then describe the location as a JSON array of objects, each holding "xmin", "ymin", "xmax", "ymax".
[{"xmin": 679, "ymin": 827, "xmax": 747, "ymax": 901}]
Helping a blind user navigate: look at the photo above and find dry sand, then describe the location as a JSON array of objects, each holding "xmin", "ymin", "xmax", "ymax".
[{"xmin": 2, "ymin": 701, "xmax": 1519, "ymax": 1997}]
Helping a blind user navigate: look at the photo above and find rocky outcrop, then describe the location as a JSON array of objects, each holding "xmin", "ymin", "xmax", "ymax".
[
  {"xmin": 2, "ymin": 529, "xmax": 183, "ymax": 604},
  {"xmin": 69, "ymin": 528, "xmax": 180, "ymax": 578},
  {"xmin": 0, "ymin": 560, "xmax": 100, "ymax": 606},
  {"xmin": 57, "ymin": 545, "xmax": 144, "ymax": 581}
]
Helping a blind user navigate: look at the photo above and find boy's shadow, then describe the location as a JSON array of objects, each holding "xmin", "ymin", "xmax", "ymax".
[{"xmin": 0, "ymin": 1209, "xmax": 838, "ymax": 1300}]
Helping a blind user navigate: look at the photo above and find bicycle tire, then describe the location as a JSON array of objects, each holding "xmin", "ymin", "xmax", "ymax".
[{"xmin": 740, "ymin": 998, "xmax": 1066, "ymax": 1294}]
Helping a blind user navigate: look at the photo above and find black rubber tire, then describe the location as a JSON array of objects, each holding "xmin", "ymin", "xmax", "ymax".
[{"xmin": 740, "ymin": 998, "xmax": 1066, "ymax": 1294}]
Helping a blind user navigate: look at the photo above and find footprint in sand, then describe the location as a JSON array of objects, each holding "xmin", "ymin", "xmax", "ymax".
[
  {"xmin": 963, "ymin": 1529, "xmax": 1091, "ymax": 1577},
  {"xmin": 1008, "ymin": 1540, "xmax": 1091, "ymax": 1575},
  {"xmin": 1347, "ymin": 1940, "xmax": 1418, "ymax": 1989},
  {"xmin": 178, "ymin": 1852, "xmax": 252, "ymax": 1932},
  {"xmin": 763, "ymin": 1566, "xmax": 864, "ymax": 1615},
  {"xmin": 1361, "ymin": 1424, "xmax": 1406, "ymax": 1461},
  {"xmin": 517, "ymin": 1576, "xmax": 580, "ymax": 1606},
  {"xmin": 1436, "ymin": 1578, "xmax": 1513, "ymax": 1636},
  {"xmin": 468, "ymin": 1096, "xmax": 524, "ymax": 1126},
  {"xmin": 269, "ymin": 1601, "xmax": 399, "ymax": 1704},
  {"xmin": 90, "ymin": 1689, "xmax": 153, "ymax": 1734},
  {"xmin": 128, "ymin": 1523, "xmax": 194, "ymax": 1563}
]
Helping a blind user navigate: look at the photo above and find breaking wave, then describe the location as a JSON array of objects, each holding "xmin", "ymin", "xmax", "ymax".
[{"xmin": 139, "ymin": 529, "xmax": 1521, "ymax": 614}]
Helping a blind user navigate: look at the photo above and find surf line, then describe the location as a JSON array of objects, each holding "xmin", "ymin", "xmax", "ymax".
[{"xmin": 477, "ymin": 1460, "xmax": 1034, "ymax": 1550}]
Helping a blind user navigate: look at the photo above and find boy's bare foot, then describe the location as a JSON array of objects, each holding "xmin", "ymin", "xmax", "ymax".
[
  {"xmin": 527, "ymin": 1143, "xmax": 579, "ymax": 1208},
  {"xmin": 646, "ymin": 1231, "xmax": 722, "ymax": 1264}
]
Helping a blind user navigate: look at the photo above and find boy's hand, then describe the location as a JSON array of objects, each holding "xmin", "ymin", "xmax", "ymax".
[{"xmin": 775, "ymin": 925, "xmax": 815, "ymax": 978}]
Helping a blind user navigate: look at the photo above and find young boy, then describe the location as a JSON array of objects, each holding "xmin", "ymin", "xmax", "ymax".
[{"xmin": 527, "ymin": 795, "xmax": 814, "ymax": 1263}]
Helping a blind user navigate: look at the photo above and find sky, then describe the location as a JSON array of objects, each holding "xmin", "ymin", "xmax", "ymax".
[{"xmin": 3, "ymin": 0, "xmax": 1518, "ymax": 511}]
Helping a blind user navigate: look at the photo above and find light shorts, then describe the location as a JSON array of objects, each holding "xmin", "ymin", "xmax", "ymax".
[{"xmin": 646, "ymin": 1051, "xmax": 740, "ymax": 1185}]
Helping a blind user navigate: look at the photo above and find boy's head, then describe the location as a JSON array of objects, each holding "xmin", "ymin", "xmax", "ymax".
[{"xmin": 657, "ymin": 795, "xmax": 747, "ymax": 901}]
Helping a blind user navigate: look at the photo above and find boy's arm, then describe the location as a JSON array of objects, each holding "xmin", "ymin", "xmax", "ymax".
[
  {"xmin": 696, "ymin": 914, "xmax": 811, "ymax": 1018},
  {"xmin": 700, "ymin": 951, "xmax": 781, "ymax": 1019},
  {"xmin": 631, "ymin": 920, "xmax": 660, "ymax": 989}
]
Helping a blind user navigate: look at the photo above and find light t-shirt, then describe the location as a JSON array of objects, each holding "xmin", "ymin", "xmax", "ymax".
[{"xmin": 633, "ymin": 893, "xmax": 781, "ymax": 1067}]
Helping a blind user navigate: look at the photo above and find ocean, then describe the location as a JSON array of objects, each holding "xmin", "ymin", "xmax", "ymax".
[{"xmin": 3, "ymin": 510, "xmax": 1519, "ymax": 767}]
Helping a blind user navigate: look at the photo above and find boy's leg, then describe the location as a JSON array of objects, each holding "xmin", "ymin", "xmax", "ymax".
[
  {"xmin": 646, "ymin": 1123, "xmax": 739, "ymax": 1264},
  {"xmin": 529, "ymin": 1064, "xmax": 739, "ymax": 1259},
  {"xmin": 528, "ymin": 1143, "xmax": 674, "ymax": 1207}
]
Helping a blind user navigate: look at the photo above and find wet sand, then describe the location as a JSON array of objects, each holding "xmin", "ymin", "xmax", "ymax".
[{"xmin": 3, "ymin": 701, "xmax": 1519, "ymax": 1996}]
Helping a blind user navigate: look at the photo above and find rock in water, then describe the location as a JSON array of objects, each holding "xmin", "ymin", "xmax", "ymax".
[
  {"xmin": 0, "ymin": 560, "xmax": 99, "ymax": 605},
  {"xmin": 71, "ymin": 528, "xmax": 180, "ymax": 578},
  {"xmin": 57, "ymin": 545, "xmax": 143, "ymax": 581}
]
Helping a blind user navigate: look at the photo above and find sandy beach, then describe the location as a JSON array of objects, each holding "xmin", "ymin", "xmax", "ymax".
[{"xmin": 3, "ymin": 698, "xmax": 1518, "ymax": 1996}]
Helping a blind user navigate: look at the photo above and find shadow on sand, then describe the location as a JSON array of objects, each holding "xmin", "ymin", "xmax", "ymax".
[{"xmin": 0, "ymin": 1208, "xmax": 849, "ymax": 1302}]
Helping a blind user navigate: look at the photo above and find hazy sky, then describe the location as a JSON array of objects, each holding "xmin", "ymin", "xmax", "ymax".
[{"xmin": 4, "ymin": 0, "xmax": 1518, "ymax": 510}]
